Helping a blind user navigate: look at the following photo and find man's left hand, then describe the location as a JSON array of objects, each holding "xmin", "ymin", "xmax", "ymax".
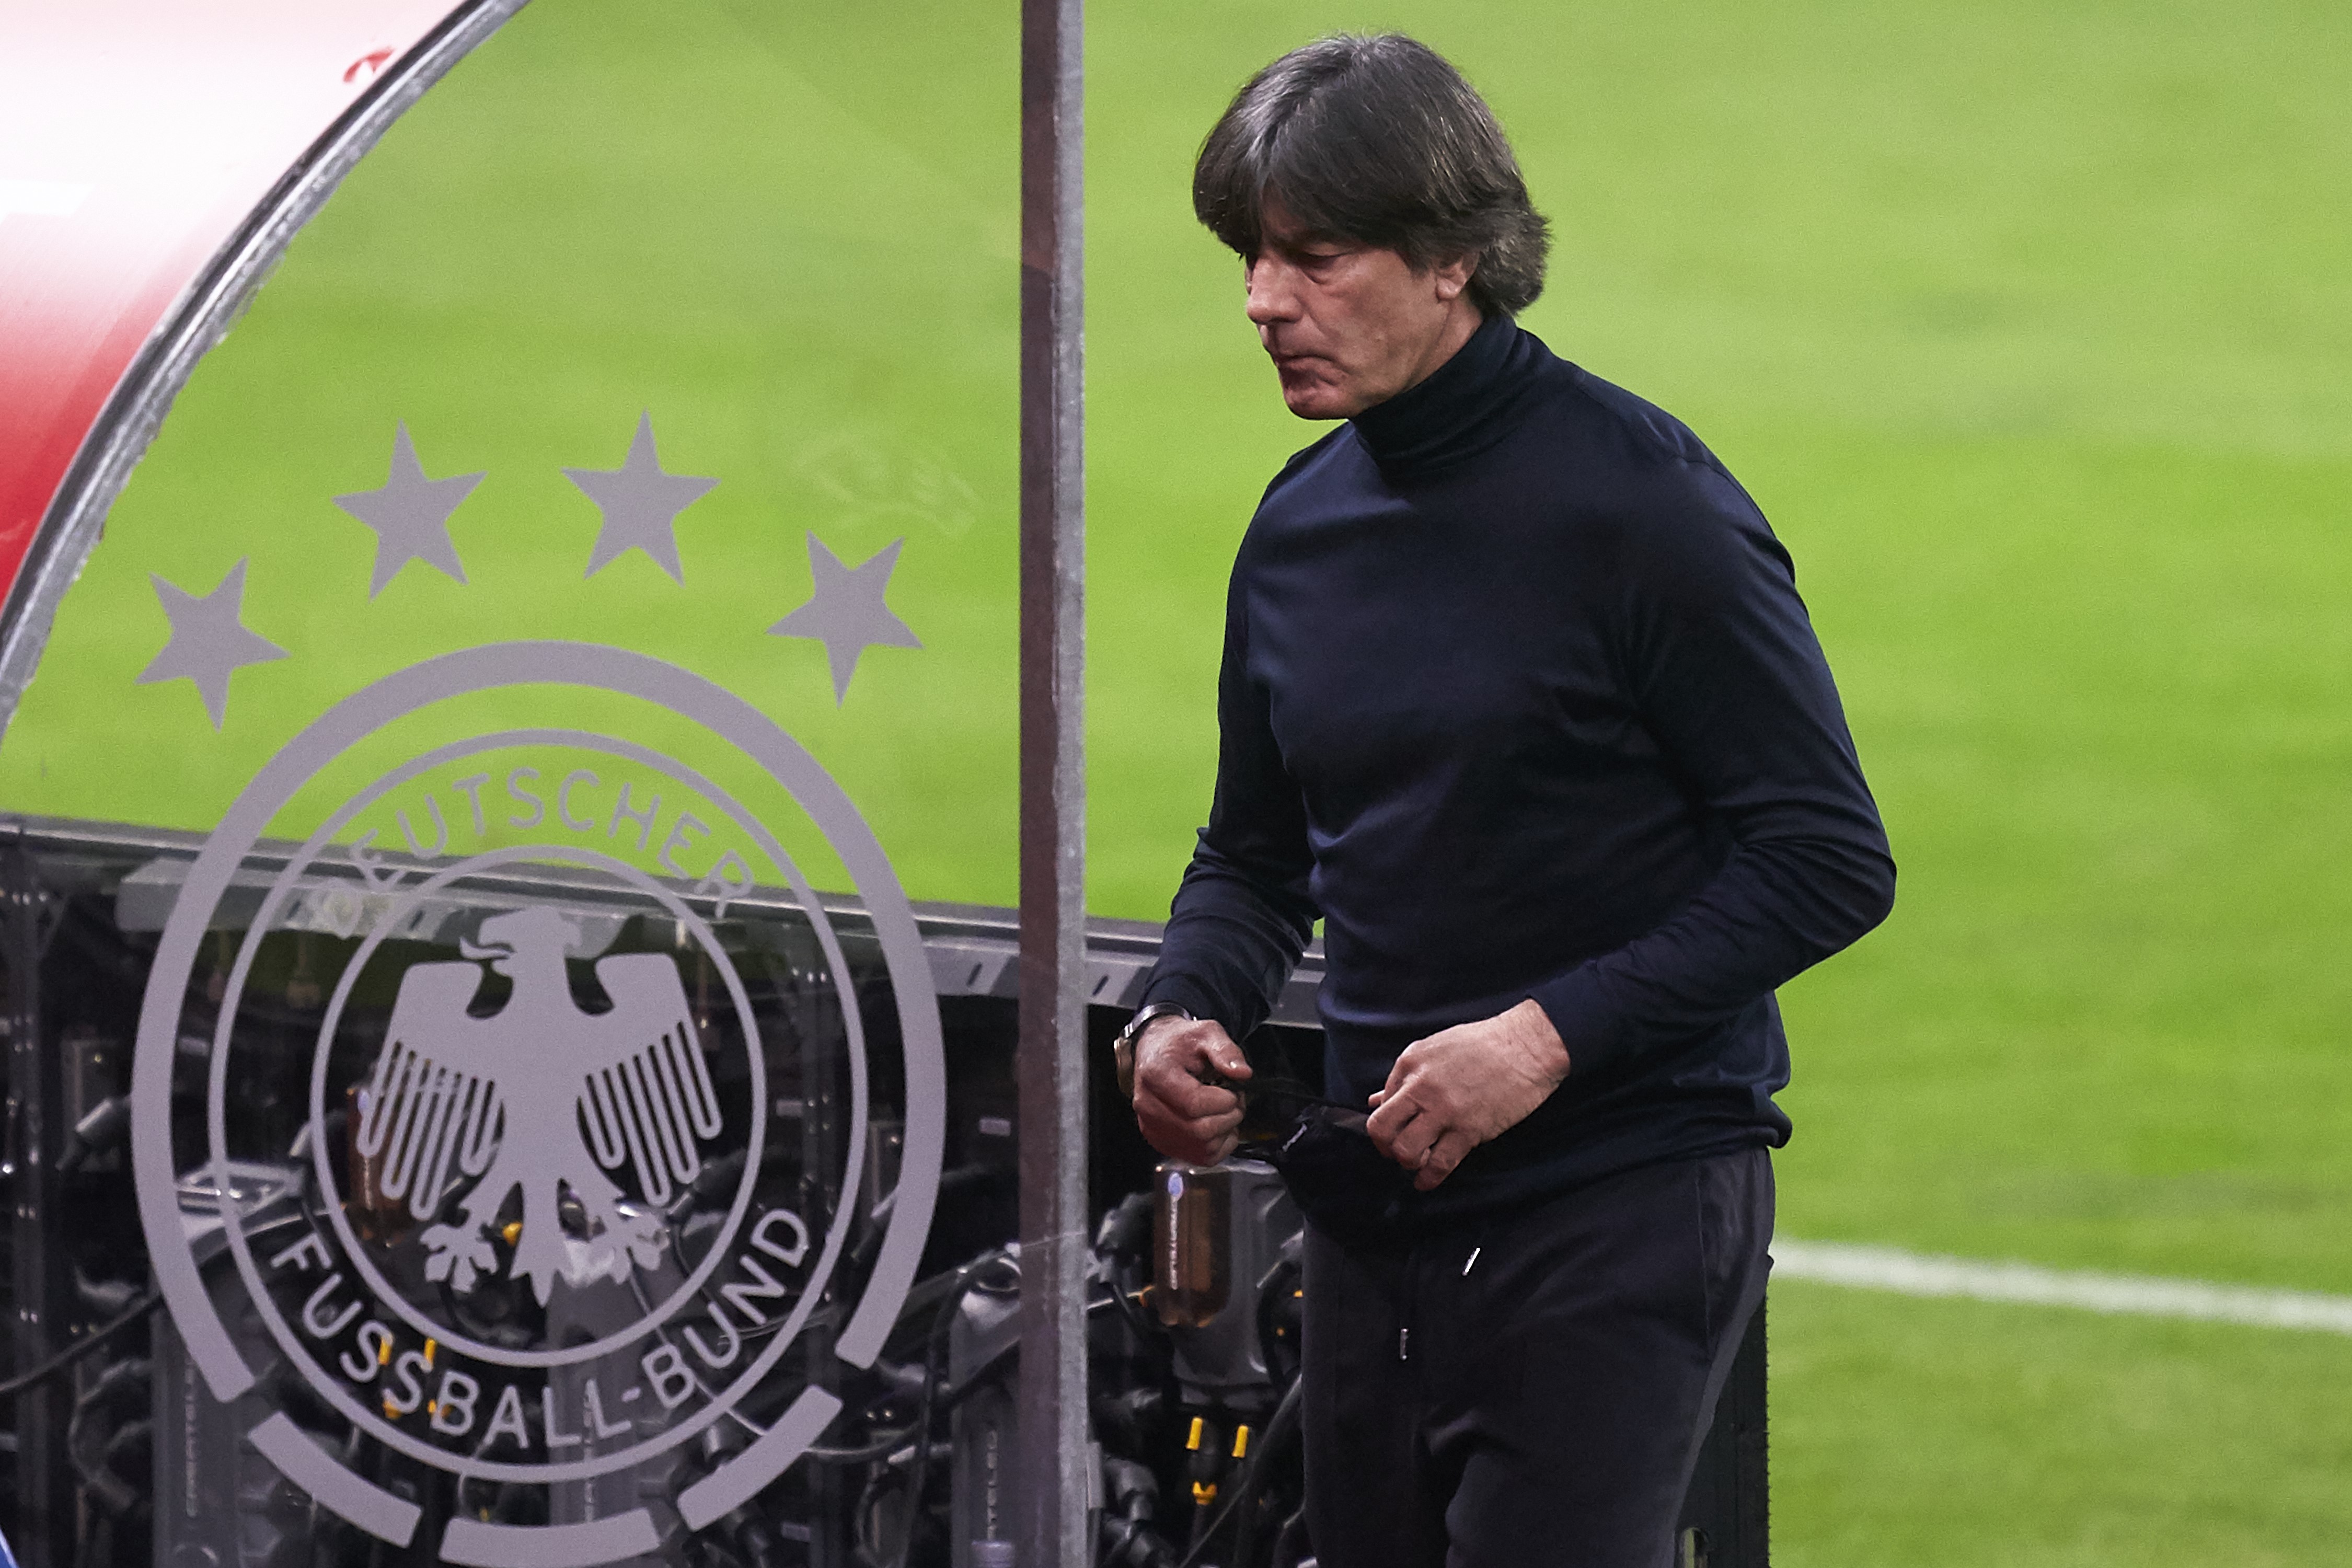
[{"xmin": 1366, "ymin": 999, "xmax": 1570, "ymax": 1191}]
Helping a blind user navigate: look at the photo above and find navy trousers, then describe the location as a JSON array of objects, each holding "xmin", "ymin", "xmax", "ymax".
[{"xmin": 1299, "ymin": 1149, "xmax": 1773, "ymax": 1568}]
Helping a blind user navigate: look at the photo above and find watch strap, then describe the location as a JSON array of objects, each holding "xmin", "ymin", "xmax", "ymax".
[{"xmin": 1113, "ymin": 1001, "xmax": 1195, "ymax": 1100}]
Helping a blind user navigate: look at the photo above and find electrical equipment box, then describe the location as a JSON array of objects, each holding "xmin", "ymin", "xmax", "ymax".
[{"xmin": 0, "ymin": 818, "xmax": 1765, "ymax": 1567}]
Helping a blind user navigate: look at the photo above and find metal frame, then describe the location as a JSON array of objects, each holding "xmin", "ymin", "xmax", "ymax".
[{"xmin": 1016, "ymin": 0, "xmax": 1091, "ymax": 1561}]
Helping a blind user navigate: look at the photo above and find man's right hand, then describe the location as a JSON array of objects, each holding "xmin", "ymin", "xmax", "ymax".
[{"xmin": 1132, "ymin": 1014, "xmax": 1255, "ymax": 1167}]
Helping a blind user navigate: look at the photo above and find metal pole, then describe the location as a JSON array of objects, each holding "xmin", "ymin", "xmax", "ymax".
[{"xmin": 1017, "ymin": 0, "xmax": 1089, "ymax": 1563}]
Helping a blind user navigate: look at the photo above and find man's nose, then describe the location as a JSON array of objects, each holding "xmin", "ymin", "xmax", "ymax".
[{"xmin": 1244, "ymin": 259, "xmax": 1301, "ymax": 326}]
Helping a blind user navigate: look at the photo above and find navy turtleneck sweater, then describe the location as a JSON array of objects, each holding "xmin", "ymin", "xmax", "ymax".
[{"xmin": 1138, "ymin": 313, "xmax": 1897, "ymax": 1219}]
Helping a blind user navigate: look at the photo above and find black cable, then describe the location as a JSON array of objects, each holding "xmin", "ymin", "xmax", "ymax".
[
  {"xmin": 1234, "ymin": 1076, "xmax": 1361, "ymax": 1115},
  {"xmin": 0, "ymin": 1288, "xmax": 162, "ymax": 1400},
  {"xmin": 804, "ymin": 1425, "xmax": 925, "ymax": 1465},
  {"xmin": 893, "ymin": 1249, "xmax": 1011, "ymax": 1568},
  {"xmin": 1270, "ymin": 1505, "xmax": 1311, "ymax": 1568},
  {"xmin": 1254, "ymin": 1256, "xmax": 1303, "ymax": 1388},
  {"xmin": 68, "ymin": 1358, "xmax": 152, "ymax": 1519},
  {"xmin": 1105, "ymin": 1263, "xmax": 1158, "ymax": 1344},
  {"xmin": 1174, "ymin": 1375, "xmax": 1304, "ymax": 1568}
]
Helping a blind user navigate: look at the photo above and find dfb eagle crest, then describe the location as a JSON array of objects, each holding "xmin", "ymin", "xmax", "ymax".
[{"xmin": 352, "ymin": 905, "xmax": 724, "ymax": 1302}]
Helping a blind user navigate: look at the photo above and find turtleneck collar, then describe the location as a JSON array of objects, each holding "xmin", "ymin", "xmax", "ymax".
[{"xmin": 1347, "ymin": 310, "xmax": 1537, "ymax": 476}]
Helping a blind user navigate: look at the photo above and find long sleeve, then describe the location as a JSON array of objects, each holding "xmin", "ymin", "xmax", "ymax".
[
  {"xmin": 1526, "ymin": 462, "xmax": 1896, "ymax": 1077},
  {"xmin": 1137, "ymin": 564, "xmax": 1320, "ymax": 1041},
  {"xmin": 1134, "ymin": 320, "xmax": 1884, "ymax": 1210}
]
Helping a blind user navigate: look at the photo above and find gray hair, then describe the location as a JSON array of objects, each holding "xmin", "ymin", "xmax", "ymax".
[{"xmin": 1193, "ymin": 34, "xmax": 1551, "ymax": 317}]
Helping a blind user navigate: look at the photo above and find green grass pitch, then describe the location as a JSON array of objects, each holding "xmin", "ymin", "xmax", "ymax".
[{"xmin": 3, "ymin": 1, "xmax": 2347, "ymax": 1559}]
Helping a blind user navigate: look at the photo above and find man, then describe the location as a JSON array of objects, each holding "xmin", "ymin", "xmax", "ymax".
[{"xmin": 1119, "ymin": 33, "xmax": 1897, "ymax": 1568}]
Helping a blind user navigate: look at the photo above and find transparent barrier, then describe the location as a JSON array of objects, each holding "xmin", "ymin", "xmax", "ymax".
[
  {"xmin": 0, "ymin": 5, "xmax": 1765, "ymax": 1564},
  {"xmin": 0, "ymin": 3, "xmax": 1051, "ymax": 1563}
]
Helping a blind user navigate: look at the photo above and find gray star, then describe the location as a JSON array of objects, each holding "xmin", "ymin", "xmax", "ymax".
[
  {"xmin": 767, "ymin": 534, "xmax": 923, "ymax": 702},
  {"xmin": 136, "ymin": 559, "xmax": 288, "ymax": 729},
  {"xmin": 564, "ymin": 412, "xmax": 718, "ymax": 582},
  {"xmin": 332, "ymin": 422, "xmax": 482, "ymax": 597}
]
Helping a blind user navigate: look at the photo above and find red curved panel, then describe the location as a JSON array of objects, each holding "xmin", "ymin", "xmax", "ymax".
[{"xmin": 0, "ymin": 0, "xmax": 465, "ymax": 607}]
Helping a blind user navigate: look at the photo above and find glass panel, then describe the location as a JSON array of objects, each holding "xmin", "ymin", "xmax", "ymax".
[
  {"xmin": 0, "ymin": 5, "xmax": 1035, "ymax": 1564},
  {"xmin": 1, "ymin": 0, "xmax": 1020, "ymax": 903}
]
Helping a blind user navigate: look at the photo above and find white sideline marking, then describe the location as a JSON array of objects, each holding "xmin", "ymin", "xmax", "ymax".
[{"xmin": 1771, "ymin": 1240, "xmax": 2352, "ymax": 1335}]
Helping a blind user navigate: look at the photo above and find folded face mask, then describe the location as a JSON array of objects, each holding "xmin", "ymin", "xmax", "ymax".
[{"xmin": 1263, "ymin": 1102, "xmax": 1417, "ymax": 1249}]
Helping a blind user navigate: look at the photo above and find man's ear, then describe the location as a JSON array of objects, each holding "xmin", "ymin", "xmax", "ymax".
[{"xmin": 1432, "ymin": 251, "xmax": 1478, "ymax": 303}]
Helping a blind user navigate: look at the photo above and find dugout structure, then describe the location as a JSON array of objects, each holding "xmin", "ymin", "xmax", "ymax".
[{"xmin": 0, "ymin": 6, "xmax": 1765, "ymax": 1565}]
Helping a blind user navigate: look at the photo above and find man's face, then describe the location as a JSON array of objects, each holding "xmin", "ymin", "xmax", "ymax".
[{"xmin": 1244, "ymin": 199, "xmax": 1480, "ymax": 420}]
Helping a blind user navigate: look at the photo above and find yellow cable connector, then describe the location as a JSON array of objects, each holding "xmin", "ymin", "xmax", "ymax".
[
  {"xmin": 1186, "ymin": 1416, "xmax": 1205, "ymax": 1451},
  {"xmin": 1231, "ymin": 1425, "xmax": 1251, "ymax": 1460}
]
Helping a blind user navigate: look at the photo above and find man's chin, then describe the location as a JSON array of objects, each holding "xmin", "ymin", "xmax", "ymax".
[{"xmin": 1278, "ymin": 378, "xmax": 1359, "ymax": 421}]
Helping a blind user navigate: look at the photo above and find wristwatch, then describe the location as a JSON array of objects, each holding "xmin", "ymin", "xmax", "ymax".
[{"xmin": 1112, "ymin": 1001, "xmax": 1195, "ymax": 1100}]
